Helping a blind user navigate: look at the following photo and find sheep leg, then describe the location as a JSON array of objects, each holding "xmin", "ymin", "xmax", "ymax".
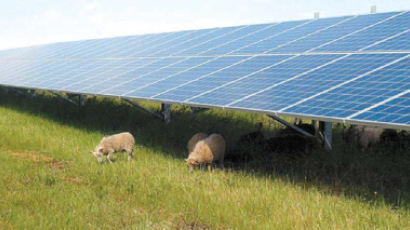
[
  {"xmin": 218, "ymin": 157, "xmax": 224, "ymax": 169},
  {"xmin": 127, "ymin": 148, "xmax": 133, "ymax": 161},
  {"xmin": 106, "ymin": 151, "xmax": 114, "ymax": 163},
  {"xmin": 207, "ymin": 164, "xmax": 212, "ymax": 172}
]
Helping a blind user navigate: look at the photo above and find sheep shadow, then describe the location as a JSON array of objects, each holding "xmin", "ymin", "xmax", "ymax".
[{"xmin": 0, "ymin": 88, "xmax": 409, "ymax": 209}]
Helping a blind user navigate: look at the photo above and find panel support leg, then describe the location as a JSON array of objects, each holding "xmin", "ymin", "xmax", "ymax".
[
  {"xmin": 161, "ymin": 103, "xmax": 171, "ymax": 124},
  {"xmin": 267, "ymin": 114, "xmax": 314, "ymax": 137},
  {"xmin": 311, "ymin": 120, "xmax": 317, "ymax": 134},
  {"xmin": 190, "ymin": 106, "xmax": 209, "ymax": 114},
  {"xmin": 319, "ymin": 121, "xmax": 332, "ymax": 151},
  {"xmin": 122, "ymin": 98, "xmax": 163, "ymax": 120},
  {"xmin": 79, "ymin": 95, "xmax": 85, "ymax": 106}
]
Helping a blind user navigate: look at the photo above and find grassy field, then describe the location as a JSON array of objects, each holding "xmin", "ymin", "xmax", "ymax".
[{"xmin": 0, "ymin": 89, "xmax": 409, "ymax": 229}]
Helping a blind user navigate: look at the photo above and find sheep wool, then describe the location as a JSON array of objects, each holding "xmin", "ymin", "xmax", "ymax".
[
  {"xmin": 187, "ymin": 133, "xmax": 208, "ymax": 154},
  {"xmin": 186, "ymin": 133, "xmax": 226, "ymax": 171},
  {"xmin": 345, "ymin": 125, "xmax": 384, "ymax": 149},
  {"xmin": 91, "ymin": 132, "xmax": 135, "ymax": 163}
]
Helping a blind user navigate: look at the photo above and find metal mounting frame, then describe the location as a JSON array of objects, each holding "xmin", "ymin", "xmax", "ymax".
[
  {"xmin": 267, "ymin": 114, "xmax": 314, "ymax": 137},
  {"xmin": 319, "ymin": 121, "xmax": 333, "ymax": 151},
  {"xmin": 122, "ymin": 98, "xmax": 163, "ymax": 120},
  {"xmin": 190, "ymin": 106, "xmax": 209, "ymax": 114},
  {"xmin": 49, "ymin": 91, "xmax": 78, "ymax": 105},
  {"xmin": 161, "ymin": 103, "xmax": 171, "ymax": 124}
]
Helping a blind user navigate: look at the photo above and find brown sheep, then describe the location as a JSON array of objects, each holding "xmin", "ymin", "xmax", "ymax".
[
  {"xmin": 90, "ymin": 132, "xmax": 135, "ymax": 163},
  {"xmin": 185, "ymin": 134, "xmax": 226, "ymax": 171}
]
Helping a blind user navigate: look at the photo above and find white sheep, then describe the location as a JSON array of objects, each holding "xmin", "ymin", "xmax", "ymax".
[
  {"xmin": 185, "ymin": 133, "xmax": 226, "ymax": 171},
  {"xmin": 90, "ymin": 132, "xmax": 135, "ymax": 163},
  {"xmin": 186, "ymin": 132, "xmax": 208, "ymax": 154}
]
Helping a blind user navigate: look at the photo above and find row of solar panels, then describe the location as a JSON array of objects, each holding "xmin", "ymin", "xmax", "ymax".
[
  {"xmin": 0, "ymin": 11, "xmax": 409, "ymax": 129},
  {"xmin": 0, "ymin": 11, "xmax": 409, "ymax": 59},
  {"xmin": 1, "ymin": 52, "xmax": 409, "ymax": 128}
]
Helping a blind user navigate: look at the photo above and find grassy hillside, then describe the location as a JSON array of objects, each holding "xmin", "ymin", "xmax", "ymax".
[{"xmin": 0, "ymin": 89, "xmax": 409, "ymax": 229}]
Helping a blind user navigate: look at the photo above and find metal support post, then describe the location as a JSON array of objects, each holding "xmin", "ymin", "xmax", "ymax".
[
  {"xmin": 311, "ymin": 120, "xmax": 317, "ymax": 134},
  {"xmin": 79, "ymin": 95, "xmax": 85, "ymax": 106},
  {"xmin": 319, "ymin": 121, "xmax": 332, "ymax": 150},
  {"xmin": 161, "ymin": 103, "xmax": 171, "ymax": 124}
]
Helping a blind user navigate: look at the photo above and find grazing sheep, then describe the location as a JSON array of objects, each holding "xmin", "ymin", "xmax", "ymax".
[
  {"xmin": 237, "ymin": 122, "xmax": 264, "ymax": 146},
  {"xmin": 264, "ymin": 134, "xmax": 320, "ymax": 157},
  {"xmin": 344, "ymin": 125, "xmax": 384, "ymax": 149},
  {"xmin": 186, "ymin": 133, "xmax": 208, "ymax": 154},
  {"xmin": 185, "ymin": 134, "xmax": 226, "ymax": 171},
  {"xmin": 226, "ymin": 123, "xmax": 265, "ymax": 162},
  {"xmin": 90, "ymin": 132, "xmax": 135, "ymax": 163}
]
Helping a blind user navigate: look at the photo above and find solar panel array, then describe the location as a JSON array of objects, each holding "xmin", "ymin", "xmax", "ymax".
[{"xmin": 0, "ymin": 11, "xmax": 409, "ymax": 129}]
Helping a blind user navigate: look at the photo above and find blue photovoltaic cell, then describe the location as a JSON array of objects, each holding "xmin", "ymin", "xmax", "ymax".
[
  {"xmin": 128, "ymin": 30, "xmax": 195, "ymax": 57},
  {"xmin": 188, "ymin": 54, "xmax": 342, "ymax": 106},
  {"xmin": 65, "ymin": 57, "xmax": 186, "ymax": 93},
  {"xmin": 136, "ymin": 29, "xmax": 215, "ymax": 56},
  {"xmin": 26, "ymin": 60, "xmax": 88, "ymax": 88},
  {"xmin": 231, "ymin": 54, "xmax": 405, "ymax": 111},
  {"xmin": 316, "ymin": 11, "xmax": 410, "ymax": 52},
  {"xmin": 272, "ymin": 12, "xmax": 399, "ymax": 53},
  {"xmin": 283, "ymin": 55, "xmax": 409, "ymax": 117},
  {"xmin": 4, "ymin": 60, "xmax": 58, "ymax": 86},
  {"xmin": 157, "ymin": 27, "xmax": 242, "ymax": 56},
  {"xmin": 365, "ymin": 30, "xmax": 410, "ymax": 51},
  {"xmin": 95, "ymin": 56, "xmax": 213, "ymax": 95},
  {"xmin": 177, "ymin": 24, "xmax": 272, "ymax": 56},
  {"xmin": 352, "ymin": 92, "xmax": 410, "ymax": 125},
  {"xmin": 51, "ymin": 32, "xmax": 175, "ymax": 59},
  {"xmin": 154, "ymin": 55, "xmax": 292, "ymax": 101},
  {"xmin": 203, "ymin": 20, "xmax": 309, "ymax": 55},
  {"xmin": 124, "ymin": 56, "xmax": 247, "ymax": 98},
  {"xmin": 55, "ymin": 59, "xmax": 133, "ymax": 92},
  {"xmin": 235, "ymin": 16, "xmax": 351, "ymax": 54}
]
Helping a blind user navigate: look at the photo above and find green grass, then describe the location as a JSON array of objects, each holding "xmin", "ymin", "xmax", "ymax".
[{"xmin": 0, "ymin": 89, "xmax": 409, "ymax": 229}]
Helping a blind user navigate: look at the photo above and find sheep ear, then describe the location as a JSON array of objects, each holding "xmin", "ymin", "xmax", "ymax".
[
  {"xmin": 98, "ymin": 147, "xmax": 104, "ymax": 152},
  {"xmin": 184, "ymin": 158, "xmax": 188, "ymax": 162}
]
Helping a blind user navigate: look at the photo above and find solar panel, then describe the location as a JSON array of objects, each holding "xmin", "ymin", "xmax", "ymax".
[{"xmin": 0, "ymin": 10, "xmax": 409, "ymax": 129}]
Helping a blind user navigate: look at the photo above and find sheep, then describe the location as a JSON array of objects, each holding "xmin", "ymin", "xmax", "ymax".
[
  {"xmin": 237, "ymin": 122, "xmax": 264, "ymax": 146},
  {"xmin": 225, "ymin": 123, "xmax": 265, "ymax": 162},
  {"xmin": 90, "ymin": 132, "xmax": 135, "ymax": 163},
  {"xmin": 186, "ymin": 133, "xmax": 208, "ymax": 154},
  {"xmin": 344, "ymin": 125, "xmax": 385, "ymax": 149},
  {"xmin": 185, "ymin": 134, "xmax": 226, "ymax": 171},
  {"xmin": 264, "ymin": 134, "xmax": 321, "ymax": 157}
]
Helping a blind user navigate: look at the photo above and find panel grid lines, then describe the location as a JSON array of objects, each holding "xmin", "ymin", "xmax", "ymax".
[
  {"xmin": 280, "ymin": 54, "xmax": 410, "ymax": 111},
  {"xmin": 307, "ymin": 11, "xmax": 407, "ymax": 53},
  {"xmin": 226, "ymin": 54, "xmax": 351, "ymax": 106}
]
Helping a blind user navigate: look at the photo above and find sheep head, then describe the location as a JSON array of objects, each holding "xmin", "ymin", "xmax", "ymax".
[
  {"xmin": 90, "ymin": 147, "xmax": 104, "ymax": 163},
  {"xmin": 185, "ymin": 158, "xmax": 199, "ymax": 171}
]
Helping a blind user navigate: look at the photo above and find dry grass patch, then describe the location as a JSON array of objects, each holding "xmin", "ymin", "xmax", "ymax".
[
  {"xmin": 0, "ymin": 219, "xmax": 12, "ymax": 229},
  {"xmin": 6, "ymin": 150, "xmax": 85, "ymax": 185},
  {"xmin": 173, "ymin": 217, "xmax": 210, "ymax": 230}
]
